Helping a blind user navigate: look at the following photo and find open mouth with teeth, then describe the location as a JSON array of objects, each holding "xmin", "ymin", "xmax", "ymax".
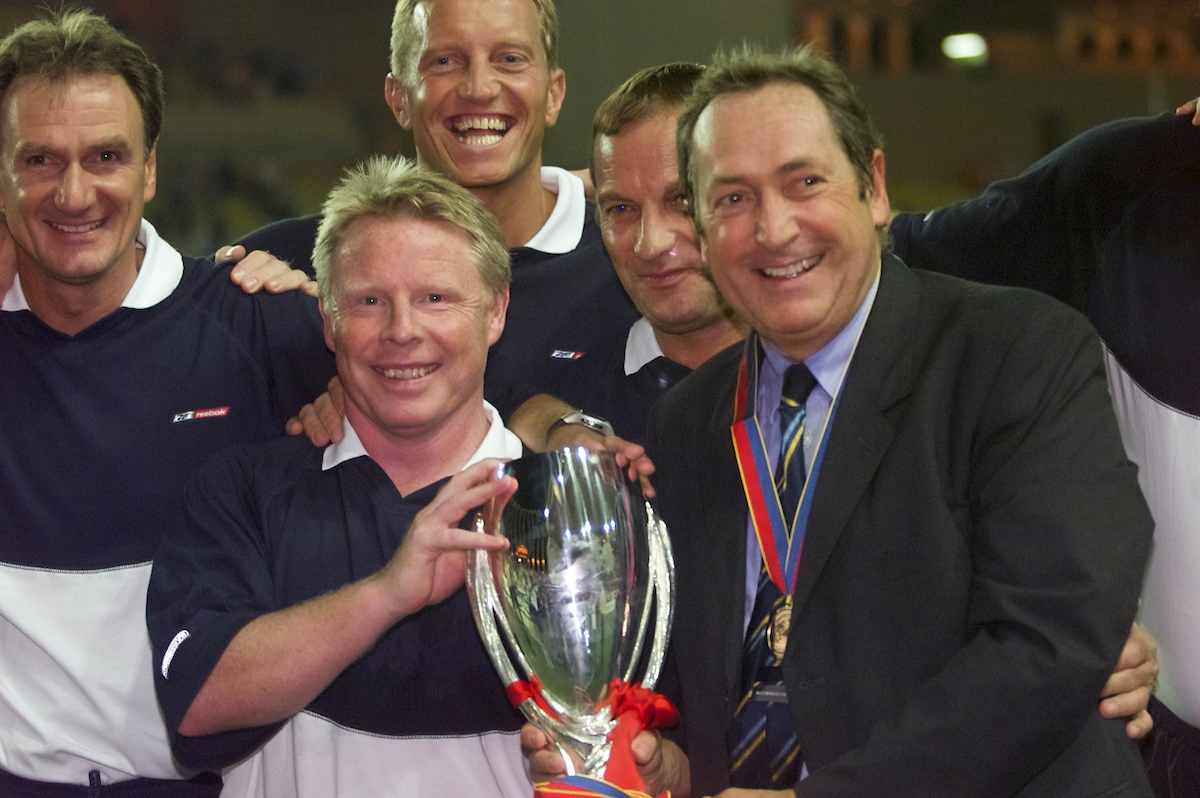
[
  {"xmin": 448, "ymin": 116, "xmax": 512, "ymax": 146},
  {"xmin": 378, "ymin": 365, "xmax": 438, "ymax": 380},
  {"xmin": 47, "ymin": 219, "xmax": 105, "ymax": 234},
  {"xmin": 761, "ymin": 253, "xmax": 822, "ymax": 279}
]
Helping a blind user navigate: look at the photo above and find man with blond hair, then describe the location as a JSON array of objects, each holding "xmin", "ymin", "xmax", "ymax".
[
  {"xmin": 148, "ymin": 156, "xmax": 532, "ymax": 798},
  {"xmin": 240, "ymin": 0, "xmax": 635, "ymax": 418}
]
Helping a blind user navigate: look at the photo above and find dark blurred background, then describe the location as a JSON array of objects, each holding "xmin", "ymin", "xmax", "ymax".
[{"xmin": 3, "ymin": 0, "xmax": 1196, "ymax": 257}]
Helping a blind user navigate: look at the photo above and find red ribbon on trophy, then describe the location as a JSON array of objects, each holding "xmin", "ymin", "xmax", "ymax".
[{"xmin": 509, "ymin": 677, "xmax": 677, "ymax": 798}]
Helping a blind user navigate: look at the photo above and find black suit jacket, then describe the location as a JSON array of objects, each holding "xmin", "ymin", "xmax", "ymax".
[{"xmin": 647, "ymin": 256, "xmax": 1152, "ymax": 796}]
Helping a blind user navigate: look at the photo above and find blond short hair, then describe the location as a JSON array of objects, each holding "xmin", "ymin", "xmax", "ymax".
[
  {"xmin": 389, "ymin": 0, "xmax": 561, "ymax": 84},
  {"xmin": 313, "ymin": 155, "xmax": 511, "ymax": 318}
]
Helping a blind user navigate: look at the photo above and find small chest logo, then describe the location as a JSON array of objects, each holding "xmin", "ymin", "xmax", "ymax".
[
  {"xmin": 551, "ymin": 350, "xmax": 586, "ymax": 361},
  {"xmin": 172, "ymin": 406, "xmax": 231, "ymax": 423}
]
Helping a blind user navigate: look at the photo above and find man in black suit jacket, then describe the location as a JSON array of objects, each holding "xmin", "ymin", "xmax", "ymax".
[{"xmin": 643, "ymin": 45, "xmax": 1154, "ymax": 796}]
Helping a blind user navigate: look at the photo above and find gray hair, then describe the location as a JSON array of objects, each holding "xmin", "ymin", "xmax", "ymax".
[
  {"xmin": 0, "ymin": 9, "xmax": 164, "ymax": 154},
  {"xmin": 677, "ymin": 44, "xmax": 884, "ymax": 231}
]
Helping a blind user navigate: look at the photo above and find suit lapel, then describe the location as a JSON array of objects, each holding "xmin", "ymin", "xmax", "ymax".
[
  {"xmin": 791, "ymin": 256, "xmax": 922, "ymax": 616},
  {"xmin": 703, "ymin": 352, "xmax": 756, "ymax": 701}
]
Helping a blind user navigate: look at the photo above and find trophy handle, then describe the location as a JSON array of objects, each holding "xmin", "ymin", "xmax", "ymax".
[
  {"xmin": 635, "ymin": 501, "xmax": 675, "ymax": 691},
  {"xmin": 466, "ymin": 549, "xmax": 610, "ymax": 762}
]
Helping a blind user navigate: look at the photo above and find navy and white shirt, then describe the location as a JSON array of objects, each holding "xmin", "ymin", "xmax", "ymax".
[
  {"xmin": 891, "ymin": 113, "xmax": 1200, "ymax": 727},
  {"xmin": 148, "ymin": 406, "xmax": 530, "ymax": 798},
  {"xmin": 0, "ymin": 221, "xmax": 334, "ymax": 786}
]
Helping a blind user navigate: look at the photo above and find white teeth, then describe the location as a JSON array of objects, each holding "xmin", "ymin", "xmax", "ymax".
[
  {"xmin": 49, "ymin": 220, "xmax": 103, "ymax": 234},
  {"xmin": 381, "ymin": 366, "xmax": 434, "ymax": 380},
  {"xmin": 762, "ymin": 254, "xmax": 820, "ymax": 278},
  {"xmin": 466, "ymin": 134, "xmax": 502, "ymax": 146},
  {"xmin": 453, "ymin": 117, "xmax": 508, "ymax": 132}
]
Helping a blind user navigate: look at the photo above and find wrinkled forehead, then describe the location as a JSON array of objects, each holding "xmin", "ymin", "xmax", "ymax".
[
  {"xmin": 415, "ymin": 0, "xmax": 544, "ymax": 53},
  {"xmin": 0, "ymin": 73, "xmax": 145, "ymax": 151}
]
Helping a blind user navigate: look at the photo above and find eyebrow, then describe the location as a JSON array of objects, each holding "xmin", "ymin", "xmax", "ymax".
[
  {"xmin": 707, "ymin": 157, "xmax": 819, "ymax": 189},
  {"xmin": 12, "ymin": 137, "xmax": 135, "ymax": 160}
]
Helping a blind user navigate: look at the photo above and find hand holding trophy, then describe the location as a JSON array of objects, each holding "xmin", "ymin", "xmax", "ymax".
[{"xmin": 468, "ymin": 448, "xmax": 676, "ymax": 798}]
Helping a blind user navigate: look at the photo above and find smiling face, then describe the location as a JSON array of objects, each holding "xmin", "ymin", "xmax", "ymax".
[
  {"xmin": 594, "ymin": 108, "xmax": 727, "ymax": 337},
  {"xmin": 689, "ymin": 82, "xmax": 889, "ymax": 360},
  {"xmin": 322, "ymin": 215, "xmax": 507, "ymax": 445},
  {"xmin": 386, "ymin": 0, "xmax": 565, "ymax": 192},
  {"xmin": 0, "ymin": 72, "xmax": 156, "ymax": 298}
]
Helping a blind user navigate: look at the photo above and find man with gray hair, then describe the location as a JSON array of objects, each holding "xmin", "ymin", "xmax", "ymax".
[
  {"xmin": 147, "ymin": 155, "xmax": 533, "ymax": 798},
  {"xmin": 0, "ymin": 10, "xmax": 333, "ymax": 796},
  {"xmin": 642, "ymin": 45, "xmax": 1152, "ymax": 796}
]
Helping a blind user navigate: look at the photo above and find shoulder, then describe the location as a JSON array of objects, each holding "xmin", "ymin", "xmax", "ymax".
[
  {"xmin": 650, "ymin": 342, "xmax": 741, "ymax": 433},
  {"xmin": 913, "ymin": 267, "xmax": 1094, "ymax": 338},
  {"xmin": 185, "ymin": 435, "xmax": 324, "ymax": 507},
  {"xmin": 235, "ymin": 215, "xmax": 323, "ymax": 275}
]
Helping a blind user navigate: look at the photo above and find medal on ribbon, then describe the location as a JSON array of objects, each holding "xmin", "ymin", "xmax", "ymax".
[{"xmin": 730, "ymin": 333, "xmax": 839, "ymax": 658}]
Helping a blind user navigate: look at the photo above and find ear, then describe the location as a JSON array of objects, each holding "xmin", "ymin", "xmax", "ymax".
[
  {"xmin": 385, "ymin": 73, "xmax": 412, "ymax": 129},
  {"xmin": 866, "ymin": 148, "xmax": 890, "ymax": 227},
  {"xmin": 143, "ymin": 145, "xmax": 158, "ymax": 204},
  {"xmin": 320, "ymin": 297, "xmax": 337, "ymax": 353},
  {"xmin": 485, "ymin": 287, "xmax": 509, "ymax": 347},
  {"xmin": 543, "ymin": 68, "xmax": 566, "ymax": 128}
]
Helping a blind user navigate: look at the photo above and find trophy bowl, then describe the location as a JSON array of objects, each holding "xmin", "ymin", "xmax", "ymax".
[{"xmin": 467, "ymin": 447, "xmax": 674, "ymax": 780}]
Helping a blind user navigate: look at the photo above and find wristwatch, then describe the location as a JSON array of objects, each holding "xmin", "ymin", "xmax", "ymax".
[{"xmin": 547, "ymin": 409, "xmax": 615, "ymax": 439}]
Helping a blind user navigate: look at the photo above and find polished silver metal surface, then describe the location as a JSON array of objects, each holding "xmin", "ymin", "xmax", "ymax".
[{"xmin": 468, "ymin": 448, "xmax": 674, "ymax": 779}]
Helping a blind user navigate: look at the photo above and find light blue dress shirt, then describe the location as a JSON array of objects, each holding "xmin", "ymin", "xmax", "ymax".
[{"xmin": 743, "ymin": 273, "xmax": 882, "ymax": 634}]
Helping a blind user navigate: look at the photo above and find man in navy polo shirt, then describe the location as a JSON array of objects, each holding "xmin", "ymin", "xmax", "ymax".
[
  {"xmin": 148, "ymin": 157, "xmax": 530, "ymax": 798},
  {"xmin": 239, "ymin": 0, "xmax": 635, "ymax": 416},
  {"xmin": 0, "ymin": 11, "xmax": 333, "ymax": 796}
]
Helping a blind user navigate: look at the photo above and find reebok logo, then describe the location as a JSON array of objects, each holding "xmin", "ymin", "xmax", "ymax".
[
  {"xmin": 551, "ymin": 350, "xmax": 586, "ymax": 361},
  {"xmin": 172, "ymin": 406, "xmax": 230, "ymax": 423}
]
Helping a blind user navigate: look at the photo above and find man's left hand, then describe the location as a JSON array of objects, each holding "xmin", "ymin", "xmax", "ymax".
[
  {"xmin": 1099, "ymin": 621, "xmax": 1158, "ymax": 739},
  {"xmin": 218, "ymin": 244, "xmax": 317, "ymax": 296},
  {"xmin": 1176, "ymin": 97, "xmax": 1200, "ymax": 126},
  {"xmin": 546, "ymin": 423, "xmax": 657, "ymax": 498}
]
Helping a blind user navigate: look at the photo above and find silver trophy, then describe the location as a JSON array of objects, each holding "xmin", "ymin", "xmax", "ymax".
[{"xmin": 468, "ymin": 448, "xmax": 674, "ymax": 779}]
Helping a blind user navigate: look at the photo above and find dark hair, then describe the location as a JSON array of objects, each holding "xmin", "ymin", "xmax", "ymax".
[
  {"xmin": 0, "ymin": 9, "xmax": 164, "ymax": 153},
  {"xmin": 676, "ymin": 43, "xmax": 883, "ymax": 228},
  {"xmin": 590, "ymin": 62, "xmax": 704, "ymax": 185},
  {"xmin": 592, "ymin": 62, "xmax": 705, "ymax": 141}
]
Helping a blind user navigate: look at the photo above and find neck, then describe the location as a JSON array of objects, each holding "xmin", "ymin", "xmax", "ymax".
[
  {"xmin": 17, "ymin": 248, "xmax": 143, "ymax": 336},
  {"xmin": 654, "ymin": 313, "xmax": 747, "ymax": 370},
  {"xmin": 469, "ymin": 164, "xmax": 556, "ymax": 249},
  {"xmin": 347, "ymin": 397, "xmax": 492, "ymax": 496}
]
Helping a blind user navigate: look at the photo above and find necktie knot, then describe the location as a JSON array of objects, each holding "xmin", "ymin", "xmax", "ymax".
[{"xmin": 781, "ymin": 363, "xmax": 818, "ymax": 407}]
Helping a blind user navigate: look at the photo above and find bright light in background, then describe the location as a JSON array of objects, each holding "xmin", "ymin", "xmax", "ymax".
[{"xmin": 942, "ymin": 33, "xmax": 989, "ymax": 63}]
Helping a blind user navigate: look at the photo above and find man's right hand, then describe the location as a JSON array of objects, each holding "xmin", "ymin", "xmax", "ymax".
[
  {"xmin": 372, "ymin": 459, "xmax": 515, "ymax": 619},
  {"xmin": 521, "ymin": 723, "xmax": 691, "ymax": 797},
  {"xmin": 287, "ymin": 376, "xmax": 347, "ymax": 445},
  {"xmin": 217, "ymin": 244, "xmax": 317, "ymax": 296}
]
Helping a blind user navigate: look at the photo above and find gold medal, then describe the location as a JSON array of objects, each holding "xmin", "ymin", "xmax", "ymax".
[{"xmin": 767, "ymin": 595, "xmax": 793, "ymax": 660}]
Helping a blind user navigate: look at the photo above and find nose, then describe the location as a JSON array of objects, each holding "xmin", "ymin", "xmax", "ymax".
[
  {"xmin": 460, "ymin": 59, "xmax": 500, "ymax": 102},
  {"xmin": 55, "ymin": 162, "xmax": 95, "ymax": 213},
  {"xmin": 633, "ymin": 207, "xmax": 677, "ymax": 262},
  {"xmin": 383, "ymin": 302, "xmax": 419, "ymax": 344},
  {"xmin": 754, "ymin": 191, "xmax": 798, "ymax": 250}
]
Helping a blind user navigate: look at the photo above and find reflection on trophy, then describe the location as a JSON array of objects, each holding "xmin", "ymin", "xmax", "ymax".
[{"xmin": 467, "ymin": 448, "xmax": 675, "ymax": 796}]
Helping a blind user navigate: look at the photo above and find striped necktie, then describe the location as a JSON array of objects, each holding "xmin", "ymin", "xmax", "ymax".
[
  {"xmin": 728, "ymin": 362, "xmax": 817, "ymax": 789},
  {"xmin": 776, "ymin": 363, "xmax": 818, "ymax": 525}
]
